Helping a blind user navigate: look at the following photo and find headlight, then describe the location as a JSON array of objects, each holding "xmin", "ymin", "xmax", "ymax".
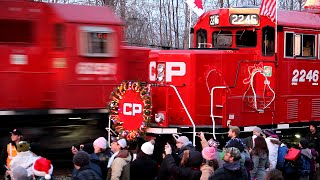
[{"xmin": 157, "ymin": 63, "xmax": 165, "ymax": 82}]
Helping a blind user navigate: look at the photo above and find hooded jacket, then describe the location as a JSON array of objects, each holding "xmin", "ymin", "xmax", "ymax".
[
  {"xmin": 209, "ymin": 160, "xmax": 248, "ymax": 180},
  {"xmin": 107, "ymin": 150, "xmax": 132, "ymax": 180},
  {"xmin": 265, "ymin": 137, "xmax": 280, "ymax": 169},
  {"xmin": 10, "ymin": 151, "xmax": 39, "ymax": 176}
]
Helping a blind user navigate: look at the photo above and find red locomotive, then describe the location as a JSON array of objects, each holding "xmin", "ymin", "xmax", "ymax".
[
  {"xmin": 0, "ymin": 0, "xmax": 150, "ymax": 149},
  {"xmin": 111, "ymin": 5, "xmax": 320, "ymax": 143}
]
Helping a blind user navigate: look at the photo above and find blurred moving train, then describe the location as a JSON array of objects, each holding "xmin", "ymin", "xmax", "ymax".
[{"xmin": 0, "ymin": 0, "xmax": 150, "ymax": 157}]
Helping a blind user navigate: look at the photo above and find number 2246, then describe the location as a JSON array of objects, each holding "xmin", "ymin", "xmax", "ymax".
[{"xmin": 292, "ymin": 69, "xmax": 319, "ymax": 84}]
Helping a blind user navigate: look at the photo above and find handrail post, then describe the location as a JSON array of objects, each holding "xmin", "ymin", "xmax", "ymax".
[
  {"xmin": 169, "ymin": 85, "xmax": 196, "ymax": 146},
  {"xmin": 210, "ymin": 86, "xmax": 228, "ymax": 140}
]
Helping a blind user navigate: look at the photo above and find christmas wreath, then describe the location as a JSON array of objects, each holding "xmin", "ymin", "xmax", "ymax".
[{"xmin": 109, "ymin": 81, "xmax": 151, "ymax": 141}]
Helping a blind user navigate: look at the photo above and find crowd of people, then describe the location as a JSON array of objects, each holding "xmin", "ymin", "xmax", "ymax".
[{"xmin": 1, "ymin": 121, "xmax": 320, "ymax": 180}]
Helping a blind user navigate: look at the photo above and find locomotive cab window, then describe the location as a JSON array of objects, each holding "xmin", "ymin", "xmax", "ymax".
[
  {"xmin": 294, "ymin": 34, "xmax": 316, "ymax": 58},
  {"xmin": 262, "ymin": 27, "xmax": 275, "ymax": 56},
  {"xmin": 79, "ymin": 26, "xmax": 116, "ymax": 57},
  {"xmin": 212, "ymin": 31, "xmax": 232, "ymax": 48},
  {"xmin": 0, "ymin": 20, "xmax": 33, "ymax": 44},
  {"xmin": 54, "ymin": 24, "xmax": 64, "ymax": 49},
  {"xmin": 285, "ymin": 32, "xmax": 294, "ymax": 57},
  {"xmin": 236, "ymin": 30, "xmax": 257, "ymax": 47},
  {"xmin": 196, "ymin": 29, "xmax": 208, "ymax": 48}
]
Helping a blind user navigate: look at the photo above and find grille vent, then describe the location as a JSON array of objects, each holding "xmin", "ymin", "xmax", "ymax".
[
  {"xmin": 312, "ymin": 99, "xmax": 320, "ymax": 118},
  {"xmin": 287, "ymin": 99, "xmax": 298, "ymax": 120}
]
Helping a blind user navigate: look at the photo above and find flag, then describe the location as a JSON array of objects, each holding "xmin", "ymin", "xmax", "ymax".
[
  {"xmin": 186, "ymin": 0, "xmax": 204, "ymax": 17},
  {"xmin": 260, "ymin": 0, "xmax": 276, "ymax": 22}
]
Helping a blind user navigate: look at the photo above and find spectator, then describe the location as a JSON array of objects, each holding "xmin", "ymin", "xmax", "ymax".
[
  {"xmin": 306, "ymin": 121, "xmax": 320, "ymax": 158},
  {"xmin": 263, "ymin": 129, "xmax": 280, "ymax": 170},
  {"xmin": 71, "ymin": 137, "xmax": 112, "ymax": 179},
  {"xmin": 160, "ymin": 143, "xmax": 202, "ymax": 180},
  {"xmin": 1, "ymin": 129, "xmax": 23, "ymax": 176},
  {"xmin": 32, "ymin": 157, "xmax": 54, "ymax": 180},
  {"xmin": 130, "ymin": 140, "xmax": 158, "ymax": 180},
  {"xmin": 265, "ymin": 169, "xmax": 284, "ymax": 180},
  {"xmin": 276, "ymin": 140, "xmax": 289, "ymax": 171},
  {"xmin": 9, "ymin": 166, "xmax": 28, "ymax": 180},
  {"xmin": 175, "ymin": 136, "xmax": 195, "ymax": 163},
  {"xmin": 106, "ymin": 138, "xmax": 131, "ymax": 180},
  {"xmin": 251, "ymin": 136, "xmax": 269, "ymax": 180},
  {"xmin": 243, "ymin": 126, "xmax": 262, "ymax": 150},
  {"xmin": 10, "ymin": 141, "xmax": 39, "ymax": 177},
  {"xmin": 297, "ymin": 138, "xmax": 314, "ymax": 180},
  {"xmin": 198, "ymin": 132, "xmax": 224, "ymax": 168},
  {"xmin": 225, "ymin": 126, "xmax": 245, "ymax": 152},
  {"xmin": 209, "ymin": 147, "xmax": 248, "ymax": 180},
  {"xmin": 200, "ymin": 146, "xmax": 218, "ymax": 180},
  {"xmin": 72, "ymin": 151, "xmax": 101, "ymax": 180}
]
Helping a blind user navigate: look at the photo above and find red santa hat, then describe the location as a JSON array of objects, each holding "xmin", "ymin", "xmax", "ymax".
[{"xmin": 32, "ymin": 158, "xmax": 54, "ymax": 179}]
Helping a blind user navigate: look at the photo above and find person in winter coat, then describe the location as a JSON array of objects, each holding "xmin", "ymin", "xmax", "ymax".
[
  {"xmin": 263, "ymin": 129, "xmax": 281, "ymax": 170},
  {"xmin": 209, "ymin": 147, "xmax": 248, "ymax": 180},
  {"xmin": 10, "ymin": 141, "xmax": 39, "ymax": 177},
  {"xmin": 198, "ymin": 132, "xmax": 224, "ymax": 168},
  {"xmin": 72, "ymin": 151, "xmax": 102, "ymax": 180},
  {"xmin": 250, "ymin": 136, "xmax": 269, "ymax": 180},
  {"xmin": 174, "ymin": 136, "xmax": 195, "ymax": 164},
  {"xmin": 200, "ymin": 147, "xmax": 218, "ymax": 180},
  {"xmin": 276, "ymin": 140, "xmax": 289, "ymax": 171},
  {"xmin": 161, "ymin": 142, "xmax": 203, "ymax": 180},
  {"xmin": 243, "ymin": 126, "xmax": 262, "ymax": 150},
  {"xmin": 0, "ymin": 129, "xmax": 23, "ymax": 177},
  {"xmin": 225, "ymin": 126, "xmax": 246, "ymax": 153},
  {"xmin": 106, "ymin": 139, "xmax": 131, "ymax": 180},
  {"xmin": 297, "ymin": 138, "xmax": 315, "ymax": 180},
  {"xmin": 130, "ymin": 140, "xmax": 158, "ymax": 180}
]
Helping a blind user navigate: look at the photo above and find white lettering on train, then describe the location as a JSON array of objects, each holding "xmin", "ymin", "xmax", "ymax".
[{"xmin": 76, "ymin": 62, "xmax": 117, "ymax": 75}]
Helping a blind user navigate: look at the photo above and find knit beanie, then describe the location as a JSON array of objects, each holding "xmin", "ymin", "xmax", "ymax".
[
  {"xmin": 117, "ymin": 139, "xmax": 127, "ymax": 149},
  {"xmin": 32, "ymin": 158, "xmax": 54, "ymax": 180},
  {"xmin": 93, "ymin": 137, "xmax": 108, "ymax": 149},
  {"xmin": 12, "ymin": 166, "xmax": 28, "ymax": 180},
  {"xmin": 253, "ymin": 127, "xmax": 262, "ymax": 134},
  {"xmin": 202, "ymin": 147, "xmax": 216, "ymax": 161},
  {"xmin": 16, "ymin": 141, "xmax": 30, "ymax": 152},
  {"xmin": 141, "ymin": 140, "xmax": 155, "ymax": 155},
  {"xmin": 176, "ymin": 136, "xmax": 191, "ymax": 146}
]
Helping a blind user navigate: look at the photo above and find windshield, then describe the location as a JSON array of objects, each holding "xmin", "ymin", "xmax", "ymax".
[{"xmin": 0, "ymin": 19, "xmax": 34, "ymax": 44}]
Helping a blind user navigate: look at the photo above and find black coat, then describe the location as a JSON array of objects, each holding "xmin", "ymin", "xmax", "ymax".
[
  {"xmin": 209, "ymin": 161, "xmax": 248, "ymax": 180},
  {"xmin": 130, "ymin": 157, "xmax": 158, "ymax": 180},
  {"xmin": 161, "ymin": 154, "xmax": 202, "ymax": 180},
  {"xmin": 72, "ymin": 165, "xmax": 102, "ymax": 180}
]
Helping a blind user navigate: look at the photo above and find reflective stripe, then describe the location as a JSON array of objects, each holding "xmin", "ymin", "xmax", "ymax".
[{"xmin": 6, "ymin": 143, "xmax": 17, "ymax": 168}]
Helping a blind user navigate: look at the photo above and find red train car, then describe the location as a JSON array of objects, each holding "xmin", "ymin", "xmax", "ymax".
[
  {"xmin": 0, "ymin": 0, "xmax": 150, "ymax": 149},
  {"xmin": 138, "ymin": 6, "xmax": 320, "ymax": 143}
]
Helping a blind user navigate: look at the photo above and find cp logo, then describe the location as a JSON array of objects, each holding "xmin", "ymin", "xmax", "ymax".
[{"xmin": 123, "ymin": 103, "xmax": 142, "ymax": 116}]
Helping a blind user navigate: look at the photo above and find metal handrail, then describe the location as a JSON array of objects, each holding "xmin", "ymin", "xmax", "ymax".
[
  {"xmin": 169, "ymin": 85, "xmax": 196, "ymax": 146},
  {"xmin": 210, "ymin": 86, "xmax": 228, "ymax": 140}
]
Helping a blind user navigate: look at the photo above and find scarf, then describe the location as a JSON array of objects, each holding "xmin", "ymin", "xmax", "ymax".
[{"xmin": 107, "ymin": 151, "xmax": 119, "ymax": 168}]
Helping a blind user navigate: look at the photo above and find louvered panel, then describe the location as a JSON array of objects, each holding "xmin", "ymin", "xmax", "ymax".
[
  {"xmin": 312, "ymin": 99, "xmax": 320, "ymax": 118},
  {"xmin": 287, "ymin": 99, "xmax": 298, "ymax": 120}
]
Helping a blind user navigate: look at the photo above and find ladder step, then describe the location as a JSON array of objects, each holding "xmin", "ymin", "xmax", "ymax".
[
  {"xmin": 215, "ymin": 105, "xmax": 223, "ymax": 108},
  {"xmin": 213, "ymin": 115, "xmax": 223, "ymax": 118}
]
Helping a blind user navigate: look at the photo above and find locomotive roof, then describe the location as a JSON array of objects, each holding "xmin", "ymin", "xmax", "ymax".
[
  {"xmin": 49, "ymin": 3, "xmax": 122, "ymax": 25},
  {"xmin": 278, "ymin": 9, "xmax": 320, "ymax": 29}
]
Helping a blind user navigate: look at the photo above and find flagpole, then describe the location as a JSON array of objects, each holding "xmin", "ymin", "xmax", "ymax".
[
  {"xmin": 275, "ymin": 0, "xmax": 278, "ymax": 54},
  {"xmin": 189, "ymin": 7, "xmax": 192, "ymax": 48}
]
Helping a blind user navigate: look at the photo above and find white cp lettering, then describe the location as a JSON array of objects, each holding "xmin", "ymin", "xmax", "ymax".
[
  {"xmin": 123, "ymin": 103, "xmax": 142, "ymax": 116},
  {"xmin": 166, "ymin": 62, "xmax": 186, "ymax": 82}
]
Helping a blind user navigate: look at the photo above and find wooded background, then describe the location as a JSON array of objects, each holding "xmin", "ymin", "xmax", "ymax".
[{"xmin": 35, "ymin": 0, "xmax": 307, "ymax": 49}]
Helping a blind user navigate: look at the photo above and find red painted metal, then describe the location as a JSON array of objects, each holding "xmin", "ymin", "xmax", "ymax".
[
  {"xmin": 0, "ymin": 0, "xmax": 150, "ymax": 111},
  {"xmin": 149, "ymin": 7, "xmax": 320, "ymax": 129}
]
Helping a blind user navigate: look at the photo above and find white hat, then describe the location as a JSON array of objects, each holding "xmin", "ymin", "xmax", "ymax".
[
  {"xmin": 93, "ymin": 137, "xmax": 107, "ymax": 149},
  {"xmin": 117, "ymin": 139, "xmax": 127, "ymax": 149},
  {"xmin": 176, "ymin": 136, "xmax": 190, "ymax": 146},
  {"xmin": 141, "ymin": 140, "xmax": 155, "ymax": 155}
]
